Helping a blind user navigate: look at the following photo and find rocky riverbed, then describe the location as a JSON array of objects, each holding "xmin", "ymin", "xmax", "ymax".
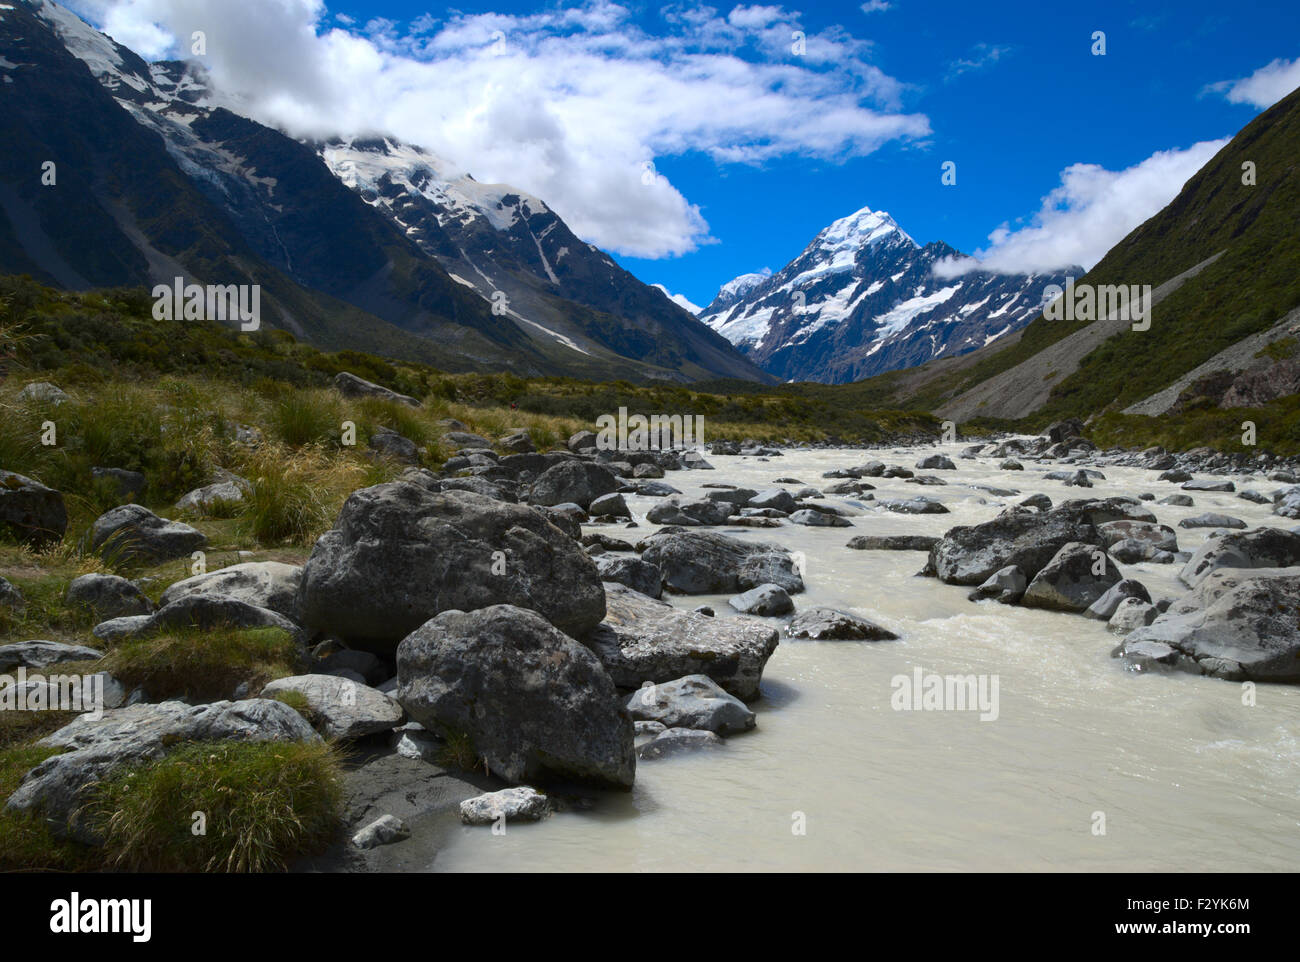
[{"xmin": 5, "ymin": 423, "xmax": 1300, "ymax": 872}]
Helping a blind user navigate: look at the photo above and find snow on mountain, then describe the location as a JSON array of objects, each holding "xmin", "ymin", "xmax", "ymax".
[
  {"xmin": 650, "ymin": 284, "xmax": 701, "ymax": 315},
  {"xmin": 700, "ymin": 204, "xmax": 1076, "ymax": 384}
]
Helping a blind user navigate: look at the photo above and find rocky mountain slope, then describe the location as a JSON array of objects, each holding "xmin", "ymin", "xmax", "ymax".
[
  {"xmin": 700, "ymin": 206, "xmax": 1074, "ymax": 383},
  {"xmin": 0, "ymin": 0, "xmax": 767, "ymax": 383}
]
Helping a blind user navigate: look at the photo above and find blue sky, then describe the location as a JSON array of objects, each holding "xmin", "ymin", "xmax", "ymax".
[{"xmin": 73, "ymin": 0, "xmax": 1300, "ymax": 309}]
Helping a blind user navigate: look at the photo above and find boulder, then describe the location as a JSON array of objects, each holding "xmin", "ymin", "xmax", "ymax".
[
  {"xmin": 638, "ymin": 530, "xmax": 804, "ymax": 594},
  {"xmin": 747, "ymin": 488, "xmax": 798, "ymax": 513},
  {"xmin": 928, "ymin": 506, "xmax": 1100, "ymax": 586},
  {"xmin": 846, "ymin": 535, "xmax": 938, "ymax": 551},
  {"xmin": 106, "ymin": 595, "xmax": 300, "ymax": 641},
  {"xmin": 0, "ymin": 639, "xmax": 102, "ymax": 673},
  {"xmin": 1178, "ymin": 527, "xmax": 1300, "ymax": 588},
  {"xmin": 527, "ymin": 461, "xmax": 620, "ymax": 509},
  {"xmin": 369, "ymin": 428, "xmax": 420, "ymax": 465},
  {"xmin": 1179, "ymin": 513, "xmax": 1247, "ymax": 530},
  {"xmin": 4, "ymin": 699, "xmax": 319, "ymax": 842},
  {"xmin": 585, "ymin": 583, "xmax": 779, "ymax": 699},
  {"xmin": 1182, "ymin": 479, "xmax": 1235, "ymax": 492},
  {"xmin": 396, "ymin": 605, "xmax": 635, "ymax": 789},
  {"xmin": 298, "ymin": 484, "xmax": 605, "ymax": 653},
  {"xmin": 0, "ymin": 576, "xmax": 23, "ymax": 611},
  {"xmin": 333, "ymin": 372, "xmax": 420, "ymax": 407},
  {"xmin": 966, "ymin": 565, "xmax": 1028, "ymax": 605},
  {"xmin": 789, "ymin": 509, "xmax": 851, "ymax": 527},
  {"xmin": 176, "ymin": 479, "xmax": 248, "ymax": 513},
  {"xmin": 1021, "ymin": 542, "xmax": 1121, "ymax": 613},
  {"xmin": 1159, "ymin": 494, "xmax": 1194, "ymax": 507},
  {"xmin": 705, "ymin": 488, "xmax": 759, "ymax": 506},
  {"xmin": 589, "ymin": 492, "xmax": 631, "ymax": 519},
  {"xmin": 625, "ymin": 674, "xmax": 755, "ymax": 734},
  {"xmin": 1083, "ymin": 579, "xmax": 1151, "ymax": 620},
  {"xmin": 91, "ymin": 467, "xmax": 146, "ymax": 500},
  {"xmin": 728, "ymin": 583, "xmax": 794, "ymax": 616},
  {"xmin": 1098, "ymin": 520, "xmax": 1177, "ymax": 554},
  {"xmin": 915, "ymin": 454, "xmax": 956, "ymax": 470},
  {"xmin": 352, "ymin": 814, "xmax": 410, "ymax": 849},
  {"xmin": 64, "ymin": 574, "xmax": 154, "ymax": 621},
  {"xmin": 0, "ymin": 470, "xmax": 67, "ymax": 546},
  {"xmin": 17, "ymin": 381, "xmax": 68, "ymax": 405},
  {"xmin": 637, "ymin": 728, "xmax": 723, "ymax": 759},
  {"xmin": 441, "ymin": 431, "xmax": 493, "ymax": 451},
  {"xmin": 159, "ymin": 562, "xmax": 303, "ymax": 621},
  {"xmin": 645, "ymin": 498, "xmax": 733, "ymax": 526},
  {"xmin": 498, "ymin": 432, "xmax": 536, "ymax": 454},
  {"xmin": 460, "ymin": 787, "xmax": 552, "ymax": 825},
  {"xmin": 567, "ymin": 430, "xmax": 598, "ymax": 452},
  {"xmin": 593, "ymin": 555, "xmax": 663, "ymax": 599},
  {"xmin": 1114, "ymin": 570, "xmax": 1300, "ymax": 681},
  {"xmin": 261, "ymin": 674, "xmax": 404, "ymax": 740},
  {"xmin": 878, "ymin": 497, "xmax": 948, "ymax": 515},
  {"xmin": 89, "ymin": 505, "xmax": 206, "ymax": 565},
  {"xmin": 1108, "ymin": 598, "xmax": 1157, "ymax": 635},
  {"xmin": 786, "ymin": 607, "xmax": 897, "ymax": 640}
]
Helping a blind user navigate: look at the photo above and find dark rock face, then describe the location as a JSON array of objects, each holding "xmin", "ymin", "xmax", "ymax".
[
  {"xmin": 916, "ymin": 454, "xmax": 956, "ymax": 470},
  {"xmin": 638, "ymin": 530, "xmax": 804, "ymax": 594},
  {"xmin": 786, "ymin": 608, "xmax": 897, "ymax": 640},
  {"xmin": 0, "ymin": 470, "xmax": 68, "ymax": 546},
  {"xmin": 1221, "ymin": 359, "xmax": 1300, "ymax": 408},
  {"xmin": 527, "ymin": 461, "xmax": 620, "ymax": 510},
  {"xmin": 89, "ymin": 504, "xmax": 207, "ymax": 564},
  {"xmin": 298, "ymin": 483, "xmax": 605, "ymax": 653},
  {"xmin": 1115, "ymin": 570, "xmax": 1300, "ymax": 682},
  {"xmin": 584, "ymin": 583, "xmax": 780, "ymax": 699},
  {"xmin": 396, "ymin": 605, "xmax": 635, "ymax": 789},
  {"xmin": 1021, "ymin": 542, "xmax": 1121, "ymax": 613}
]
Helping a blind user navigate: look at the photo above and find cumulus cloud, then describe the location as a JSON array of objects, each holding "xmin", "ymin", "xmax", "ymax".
[
  {"xmin": 66, "ymin": 0, "xmax": 929, "ymax": 259},
  {"xmin": 933, "ymin": 139, "xmax": 1228, "ymax": 278},
  {"xmin": 1206, "ymin": 56, "xmax": 1300, "ymax": 110}
]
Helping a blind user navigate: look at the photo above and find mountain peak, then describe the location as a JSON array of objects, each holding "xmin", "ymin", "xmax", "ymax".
[{"xmin": 818, "ymin": 204, "xmax": 915, "ymax": 253}]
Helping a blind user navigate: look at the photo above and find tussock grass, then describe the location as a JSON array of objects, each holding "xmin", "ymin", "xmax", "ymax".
[
  {"xmin": 233, "ymin": 442, "xmax": 367, "ymax": 546},
  {"xmin": 100, "ymin": 626, "xmax": 300, "ymax": 702},
  {"xmin": 89, "ymin": 740, "xmax": 344, "ymax": 872}
]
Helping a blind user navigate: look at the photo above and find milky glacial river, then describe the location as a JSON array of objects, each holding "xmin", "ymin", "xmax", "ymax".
[{"xmin": 431, "ymin": 443, "xmax": 1300, "ymax": 872}]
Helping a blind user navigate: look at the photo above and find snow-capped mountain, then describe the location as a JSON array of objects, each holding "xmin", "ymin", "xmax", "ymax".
[
  {"xmin": 0, "ymin": 0, "xmax": 766, "ymax": 382},
  {"xmin": 700, "ymin": 205, "xmax": 1077, "ymax": 384}
]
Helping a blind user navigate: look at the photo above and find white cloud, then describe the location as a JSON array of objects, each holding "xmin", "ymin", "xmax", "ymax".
[
  {"xmin": 945, "ymin": 43, "xmax": 1013, "ymax": 82},
  {"xmin": 1206, "ymin": 56, "xmax": 1300, "ymax": 110},
  {"xmin": 651, "ymin": 284, "xmax": 702, "ymax": 314},
  {"xmin": 933, "ymin": 139, "xmax": 1228, "ymax": 278},
  {"xmin": 860, "ymin": 1, "xmax": 892, "ymax": 12},
  {"xmin": 66, "ymin": 0, "xmax": 929, "ymax": 259}
]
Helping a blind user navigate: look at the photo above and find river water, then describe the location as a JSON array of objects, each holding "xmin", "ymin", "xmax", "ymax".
[{"xmin": 431, "ymin": 442, "xmax": 1300, "ymax": 872}]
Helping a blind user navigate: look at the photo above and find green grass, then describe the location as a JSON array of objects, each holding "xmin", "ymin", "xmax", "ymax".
[
  {"xmin": 100, "ymin": 626, "xmax": 301, "ymax": 703},
  {"xmin": 0, "ymin": 742, "xmax": 96, "ymax": 872},
  {"xmin": 88, "ymin": 740, "xmax": 344, "ymax": 872}
]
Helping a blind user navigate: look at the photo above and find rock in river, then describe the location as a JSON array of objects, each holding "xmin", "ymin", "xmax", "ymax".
[
  {"xmin": 625, "ymin": 674, "xmax": 755, "ymax": 734},
  {"xmin": 638, "ymin": 529, "xmax": 804, "ymax": 595}
]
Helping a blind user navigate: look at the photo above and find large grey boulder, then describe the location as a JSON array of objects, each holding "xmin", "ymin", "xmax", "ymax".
[
  {"xmin": 638, "ymin": 530, "xmax": 804, "ymax": 595},
  {"xmin": 396, "ymin": 605, "xmax": 635, "ymax": 789},
  {"xmin": 916, "ymin": 454, "xmax": 956, "ymax": 470},
  {"xmin": 4, "ymin": 699, "xmax": 319, "ymax": 842},
  {"xmin": 1114, "ymin": 570, "xmax": 1300, "ymax": 681},
  {"xmin": 846, "ymin": 534, "xmax": 938, "ymax": 551},
  {"xmin": 786, "ymin": 607, "xmax": 897, "ymax": 640},
  {"xmin": 369, "ymin": 428, "xmax": 420, "ymax": 465},
  {"xmin": 159, "ymin": 562, "xmax": 303, "ymax": 620},
  {"xmin": 789, "ymin": 509, "xmax": 851, "ymax": 527},
  {"xmin": 638, "ymin": 728, "xmax": 723, "ymax": 759},
  {"xmin": 593, "ymin": 555, "xmax": 663, "ymax": 599},
  {"xmin": 90, "ymin": 504, "xmax": 206, "ymax": 565},
  {"xmin": 1274, "ymin": 486, "xmax": 1300, "ymax": 519},
  {"xmin": 585, "ymin": 583, "xmax": 780, "ymax": 699},
  {"xmin": 176, "ymin": 479, "xmax": 248, "ymax": 513},
  {"xmin": 65, "ymin": 574, "xmax": 154, "ymax": 621},
  {"xmin": 0, "ymin": 640, "xmax": 102, "ymax": 673},
  {"xmin": 0, "ymin": 576, "xmax": 23, "ymax": 611},
  {"xmin": 1021, "ymin": 542, "xmax": 1121, "ymax": 613},
  {"xmin": 261, "ymin": 674, "xmax": 404, "ymax": 740},
  {"xmin": 1178, "ymin": 528, "xmax": 1300, "ymax": 588},
  {"xmin": 878, "ymin": 497, "xmax": 949, "ymax": 515},
  {"xmin": 646, "ymin": 498, "xmax": 733, "ymax": 526},
  {"xmin": 1178, "ymin": 513, "xmax": 1247, "ymax": 530},
  {"xmin": 967, "ymin": 565, "xmax": 1028, "ymax": 605},
  {"xmin": 527, "ymin": 461, "xmax": 619, "ymax": 509},
  {"xmin": 1108, "ymin": 598, "xmax": 1157, "ymax": 635},
  {"xmin": 1083, "ymin": 579, "xmax": 1151, "ymax": 620},
  {"xmin": 333, "ymin": 371, "xmax": 420, "ymax": 407},
  {"xmin": 17, "ymin": 381, "xmax": 68, "ymax": 405},
  {"xmin": 747, "ymin": 489, "xmax": 797, "ymax": 513},
  {"xmin": 131, "ymin": 595, "xmax": 300, "ymax": 639},
  {"xmin": 298, "ymin": 484, "xmax": 605, "ymax": 653},
  {"xmin": 1098, "ymin": 520, "xmax": 1177, "ymax": 554},
  {"xmin": 728, "ymin": 583, "xmax": 794, "ymax": 616},
  {"xmin": 928, "ymin": 506, "xmax": 1100, "ymax": 586},
  {"xmin": 625, "ymin": 674, "xmax": 755, "ymax": 734},
  {"xmin": 0, "ymin": 470, "xmax": 67, "ymax": 546}
]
